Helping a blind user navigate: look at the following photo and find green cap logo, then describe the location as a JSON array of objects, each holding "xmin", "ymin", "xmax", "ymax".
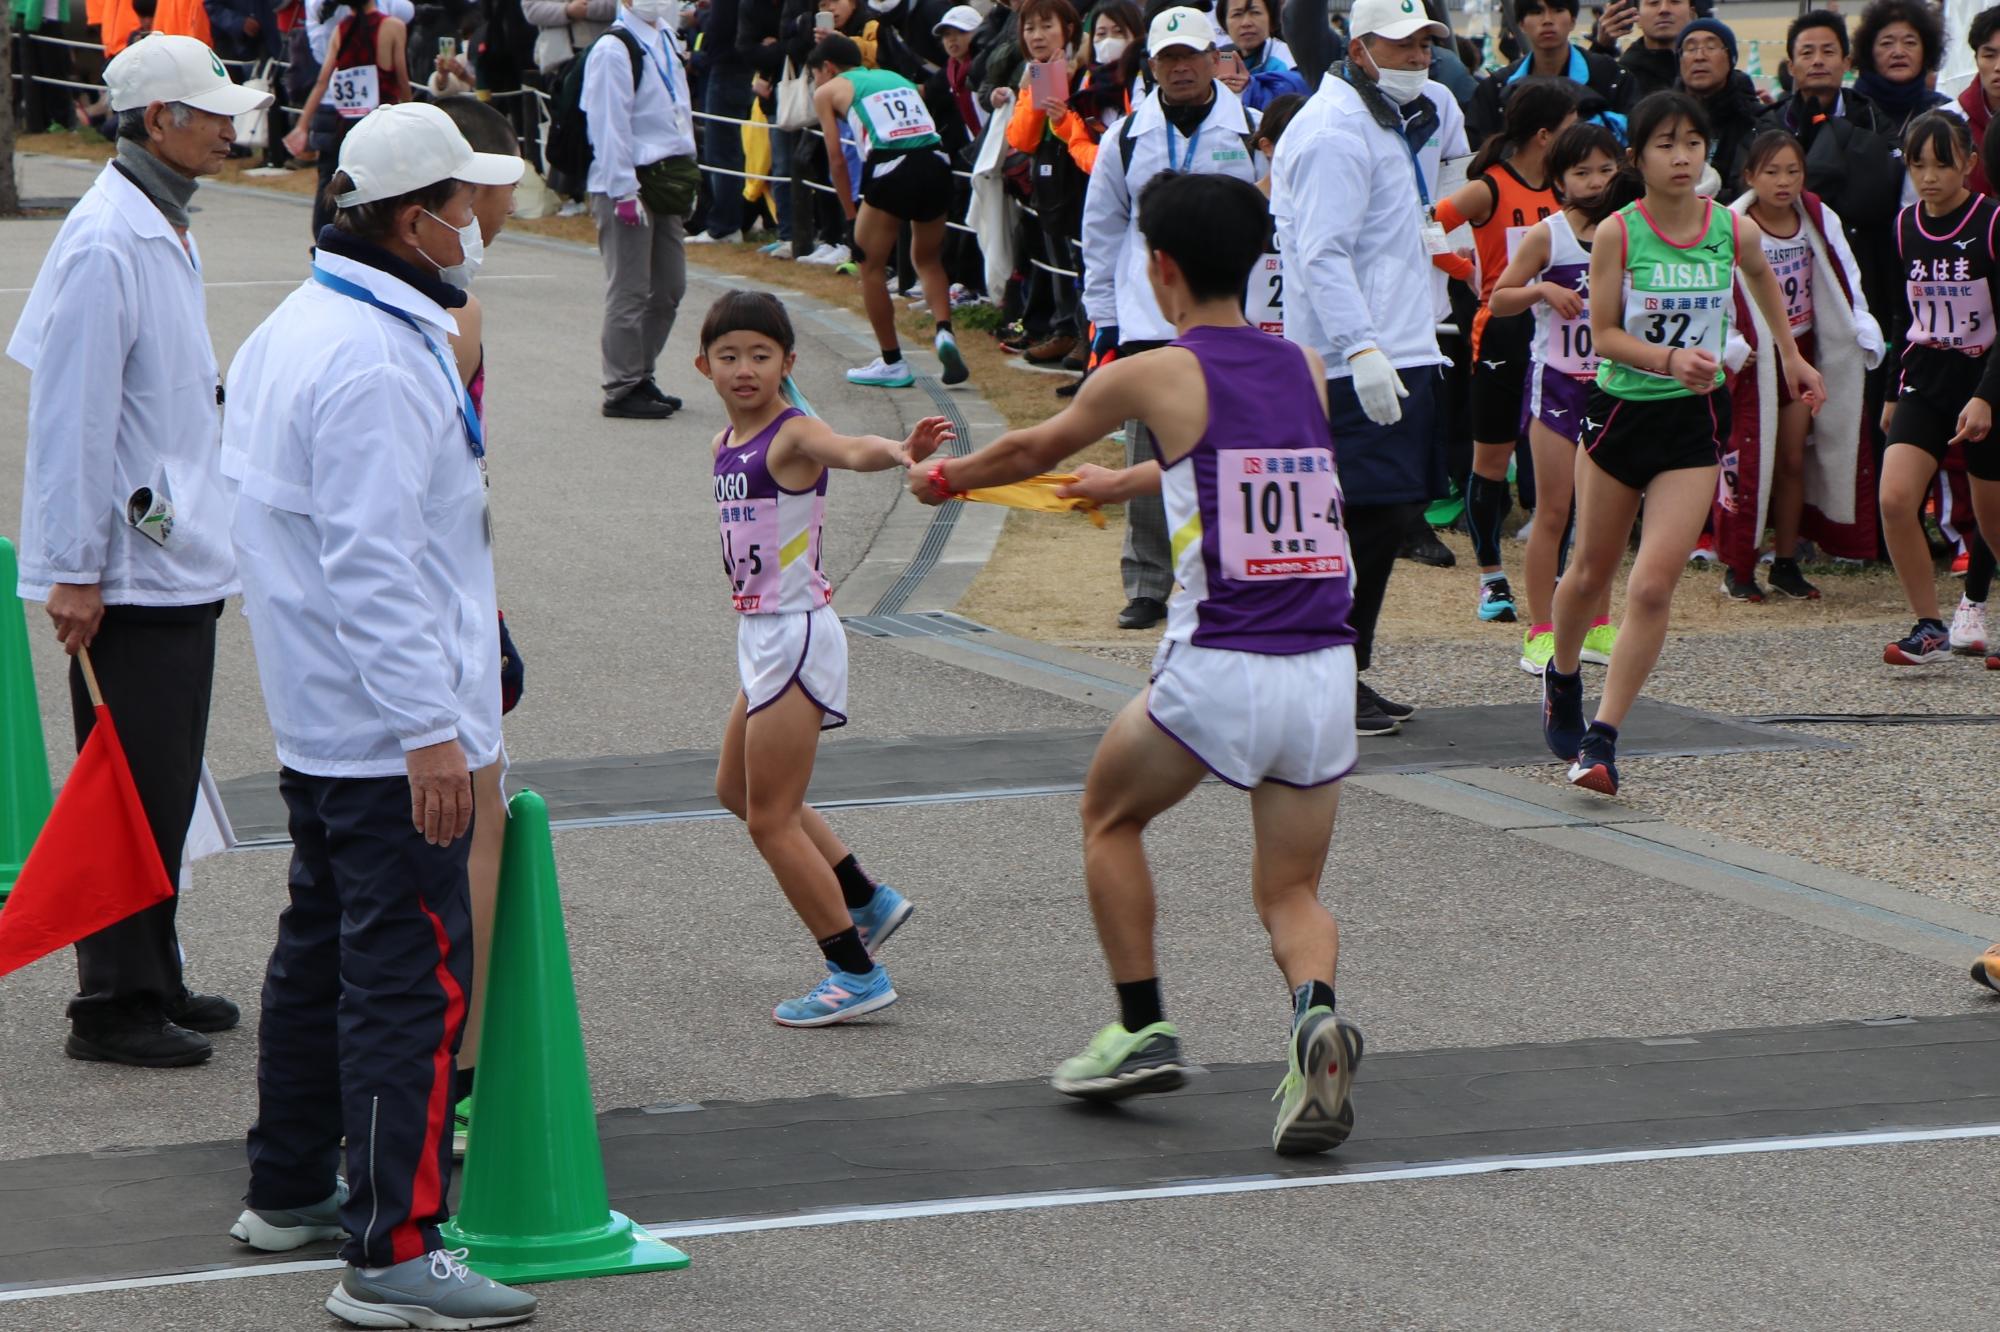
[
  {"xmin": 211, "ymin": 52, "xmax": 227, "ymax": 77},
  {"xmin": 1400, "ymin": 0, "xmax": 1414, "ymax": 11},
  {"xmin": 1167, "ymin": 13, "xmax": 1181, "ymax": 27}
]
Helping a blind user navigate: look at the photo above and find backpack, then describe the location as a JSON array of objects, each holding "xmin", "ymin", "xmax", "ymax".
[{"xmin": 544, "ymin": 27, "xmax": 645, "ymax": 199}]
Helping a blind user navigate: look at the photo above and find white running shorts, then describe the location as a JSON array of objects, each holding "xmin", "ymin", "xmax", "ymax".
[
  {"xmin": 738, "ymin": 604, "xmax": 848, "ymax": 729},
  {"xmin": 1145, "ymin": 639, "xmax": 1358, "ymax": 789}
]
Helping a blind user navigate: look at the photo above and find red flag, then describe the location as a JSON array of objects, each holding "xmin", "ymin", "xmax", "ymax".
[{"xmin": 0, "ymin": 704, "xmax": 172, "ymax": 978}]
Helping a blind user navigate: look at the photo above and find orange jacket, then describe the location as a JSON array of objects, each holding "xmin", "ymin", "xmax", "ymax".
[
  {"xmin": 97, "ymin": 0, "xmax": 212, "ymax": 54},
  {"xmin": 1004, "ymin": 82, "xmax": 1101, "ymax": 175}
]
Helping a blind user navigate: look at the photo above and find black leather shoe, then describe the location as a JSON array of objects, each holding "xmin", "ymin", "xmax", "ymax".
[
  {"xmin": 66, "ymin": 1020, "xmax": 212, "ymax": 1067},
  {"xmin": 640, "ymin": 380, "xmax": 683, "ymax": 412},
  {"xmin": 168, "ymin": 990, "xmax": 241, "ymax": 1033},
  {"xmin": 602, "ymin": 389, "xmax": 673, "ymax": 420},
  {"xmin": 1398, "ymin": 527, "xmax": 1456, "ymax": 568},
  {"xmin": 1117, "ymin": 596, "xmax": 1167, "ymax": 629}
]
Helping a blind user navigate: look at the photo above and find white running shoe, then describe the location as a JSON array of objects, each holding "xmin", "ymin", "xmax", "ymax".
[
  {"xmin": 1950, "ymin": 596, "xmax": 1989, "ymax": 654},
  {"xmin": 819, "ymin": 243, "xmax": 852, "ymax": 267},
  {"xmin": 846, "ymin": 356, "xmax": 916, "ymax": 388},
  {"xmin": 688, "ymin": 230, "xmax": 743, "ymax": 244},
  {"xmin": 799, "ymin": 242, "xmax": 841, "ymax": 265},
  {"xmin": 556, "ymin": 200, "xmax": 587, "ymax": 217}
]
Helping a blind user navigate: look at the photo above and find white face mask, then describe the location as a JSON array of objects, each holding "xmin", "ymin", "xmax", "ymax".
[
  {"xmin": 1095, "ymin": 34, "xmax": 1128, "ymax": 63},
  {"xmin": 1362, "ymin": 43, "xmax": 1430, "ymax": 105},
  {"xmin": 422, "ymin": 209, "xmax": 485, "ymax": 290},
  {"xmin": 867, "ymin": 0, "xmax": 900, "ymax": 12},
  {"xmin": 627, "ymin": 0, "xmax": 672, "ymax": 24}
]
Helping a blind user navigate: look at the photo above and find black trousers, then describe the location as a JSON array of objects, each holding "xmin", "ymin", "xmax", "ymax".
[
  {"xmin": 66, "ymin": 604, "xmax": 219, "ymax": 1030},
  {"xmin": 1343, "ymin": 502, "xmax": 1424, "ymax": 675},
  {"xmin": 246, "ymin": 770, "xmax": 473, "ymax": 1268}
]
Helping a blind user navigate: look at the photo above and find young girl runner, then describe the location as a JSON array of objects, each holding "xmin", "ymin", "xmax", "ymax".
[
  {"xmin": 699, "ymin": 290, "xmax": 953, "ymax": 1025},
  {"xmin": 1876, "ymin": 113, "xmax": 2000, "ymax": 665},
  {"xmin": 1488, "ymin": 121, "xmax": 1627, "ymax": 674},
  {"xmin": 1542, "ymin": 92, "xmax": 1824, "ymax": 795},
  {"xmin": 1716, "ymin": 129, "xmax": 1884, "ymax": 604},
  {"xmin": 1429, "ymin": 79, "xmax": 1578, "ymax": 624}
]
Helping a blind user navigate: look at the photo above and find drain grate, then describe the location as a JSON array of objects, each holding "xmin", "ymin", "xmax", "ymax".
[
  {"xmin": 842, "ymin": 610, "xmax": 992, "ymax": 639},
  {"xmin": 869, "ymin": 372, "xmax": 975, "ymax": 616}
]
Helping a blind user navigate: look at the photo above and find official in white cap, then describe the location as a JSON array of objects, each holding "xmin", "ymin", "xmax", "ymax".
[
  {"xmin": 4, "ymin": 35, "xmax": 271, "ymax": 1070},
  {"xmin": 218, "ymin": 101, "xmax": 536, "ymax": 1332},
  {"xmin": 1082, "ymin": 4, "xmax": 1265, "ymax": 632},
  {"xmin": 1269, "ymin": 0, "xmax": 1463, "ymax": 733}
]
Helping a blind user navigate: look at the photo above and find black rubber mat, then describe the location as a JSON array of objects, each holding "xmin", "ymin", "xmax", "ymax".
[
  {"xmin": 213, "ymin": 700, "xmax": 1834, "ymax": 843},
  {"xmin": 2, "ymin": 1012, "xmax": 1991, "ymax": 1293}
]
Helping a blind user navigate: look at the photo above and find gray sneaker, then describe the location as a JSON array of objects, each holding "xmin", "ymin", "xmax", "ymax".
[
  {"xmin": 325, "ymin": 1248, "xmax": 537, "ymax": 1329},
  {"xmin": 229, "ymin": 1181, "xmax": 348, "ymax": 1251}
]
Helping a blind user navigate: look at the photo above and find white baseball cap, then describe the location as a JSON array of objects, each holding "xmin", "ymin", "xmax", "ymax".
[
  {"xmin": 1347, "ymin": 0, "xmax": 1448, "ymax": 42},
  {"xmin": 334, "ymin": 103, "xmax": 526, "ymax": 208},
  {"xmin": 932, "ymin": 4, "xmax": 981, "ymax": 34},
  {"xmin": 1147, "ymin": 5, "xmax": 1216, "ymax": 55},
  {"xmin": 103, "ymin": 34, "xmax": 274, "ymax": 116}
]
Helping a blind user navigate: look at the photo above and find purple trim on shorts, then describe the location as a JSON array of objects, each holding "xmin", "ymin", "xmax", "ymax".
[
  {"xmin": 1262, "ymin": 755, "xmax": 1359, "ymax": 790},
  {"xmin": 744, "ymin": 608, "xmax": 846, "ymax": 729},
  {"xmin": 1145, "ymin": 704, "xmax": 1256, "ymax": 790}
]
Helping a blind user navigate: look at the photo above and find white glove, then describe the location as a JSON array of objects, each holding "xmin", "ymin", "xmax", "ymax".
[
  {"xmin": 1723, "ymin": 332, "xmax": 1752, "ymax": 376},
  {"xmin": 1348, "ymin": 348, "xmax": 1407, "ymax": 427}
]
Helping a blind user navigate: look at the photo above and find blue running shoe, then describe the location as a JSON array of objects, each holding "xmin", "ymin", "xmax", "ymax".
[
  {"xmin": 1542, "ymin": 666, "xmax": 1585, "ymax": 762},
  {"xmin": 1567, "ymin": 723, "xmax": 1620, "ymax": 795},
  {"xmin": 1477, "ymin": 576, "xmax": 1518, "ymax": 622},
  {"xmin": 850, "ymin": 883, "xmax": 914, "ymax": 955},
  {"xmin": 773, "ymin": 963, "xmax": 898, "ymax": 1028}
]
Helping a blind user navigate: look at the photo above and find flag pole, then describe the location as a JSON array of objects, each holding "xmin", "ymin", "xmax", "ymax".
[{"xmin": 77, "ymin": 646, "xmax": 102, "ymax": 709}]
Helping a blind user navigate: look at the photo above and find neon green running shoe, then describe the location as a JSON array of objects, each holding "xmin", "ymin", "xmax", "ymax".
[
  {"xmin": 451, "ymin": 1095, "xmax": 472, "ymax": 1159},
  {"xmin": 1271, "ymin": 1007, "xmax": 1364, "ymax": 1155},
  {"xmin": 1581, "ymin": 619, "xmax": 1618, "ymax": 665},
  {"xmin": 1051, "ymin": 1021, "xmax": 1188, "ymax": 1101},
  {"xmin": 1520, "ymin": 627, "xmax": 1555, "ymax": 675}
]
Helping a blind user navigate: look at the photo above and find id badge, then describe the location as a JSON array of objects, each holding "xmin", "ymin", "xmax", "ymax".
[{"xmin": 1421, "ymin": 220, "xmax": 1450, "ymax": 257}]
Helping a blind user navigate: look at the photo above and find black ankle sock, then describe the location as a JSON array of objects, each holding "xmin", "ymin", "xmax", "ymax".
[
  {"xmin": 833, "ymin": 854, "xmax": 876, "ymax": 909},
  {"xmin": 934, "ymin": 318, "xmax": 954, "ymax": 336},
  {"xmin": 1116, "ymin": 978, "xmax": 1164, "ymax": 1032},
  {"xmin": 881, "ymin": 347, "xmax": 903, "ymax": 365},
  {"xmin": 454, "ymin": 1065, "xmax": 475, "ymax": 1103},
  {"xmin": 1967, "ymin": 536, "xmax": 1995, "ymax": 603},
  {"xmin": 817, "ymin": 926, "xmax": 874, "ymax": 975},
  {"xmin": 1465, "ymin": 471, "xmax": 1511, "ymax": 567},
  {"xmin": 1585, "ymin": 719, "xmax": 1619, "ymax": 744},
  {"xmin": 1292, "ymin": 980, "xmax": 1336, "ymax": 1020}
]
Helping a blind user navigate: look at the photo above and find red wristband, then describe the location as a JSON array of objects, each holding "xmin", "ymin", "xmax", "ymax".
[{"xmin": 928, "ymin": 461, "xmax": 963, "ymax": 500}]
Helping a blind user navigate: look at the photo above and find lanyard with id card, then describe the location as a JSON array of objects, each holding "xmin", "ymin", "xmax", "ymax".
[
  {"xmin": 311, "ymin": 266, "xmax": 493, "ymax": 541},
  {"xmin": 1399, "ymin": 134, "xmax": 1450, "ymax": 258}
]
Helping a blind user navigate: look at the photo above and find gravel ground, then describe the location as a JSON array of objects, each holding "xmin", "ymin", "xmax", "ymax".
[{"xmin": 1054, "ymin": 624, "xmax": 1999, "ymax": 919}]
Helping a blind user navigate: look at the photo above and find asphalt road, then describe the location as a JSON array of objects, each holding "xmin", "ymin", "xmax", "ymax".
[{"xmin": 2, "ymin": 156, "xmax": 1997, "ymax": 1331}]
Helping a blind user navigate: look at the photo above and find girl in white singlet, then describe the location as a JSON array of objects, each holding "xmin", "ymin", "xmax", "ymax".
[
  {"xmin": 699, "ymin": 291, "xmax": 955, "ymax": 1028},
  {"xmin": 1490, "ymin": 122, "xmax": 1626, "ymax": 676}
]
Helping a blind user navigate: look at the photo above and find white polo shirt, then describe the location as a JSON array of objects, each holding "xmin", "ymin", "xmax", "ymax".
[
  {"xmin": 7, "ymin": 162, "xmax": 238, "ymax": 606},
  {"xmin": 222, "ymin": 247, "xmax": 502, "ymax": 778}
]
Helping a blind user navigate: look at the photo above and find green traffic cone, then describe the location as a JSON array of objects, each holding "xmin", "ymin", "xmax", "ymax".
[
  {"xmin": 0, "ymin": 538, "xmax": 53, "ymax": 901},
  {"xmin": 441, "ymin": 790, "xmax": 688, "ymax": 1283}
]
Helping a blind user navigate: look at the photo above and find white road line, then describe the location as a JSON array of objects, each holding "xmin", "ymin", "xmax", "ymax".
[{"xmin": 3, "ymin": 1122, "xmax": 1996, "ymax": 1305}]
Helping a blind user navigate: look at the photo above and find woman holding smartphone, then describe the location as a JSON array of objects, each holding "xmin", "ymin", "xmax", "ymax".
[{"xmin": 1217, "ymin": 0, "xmax": 1307, "ymax": 111}]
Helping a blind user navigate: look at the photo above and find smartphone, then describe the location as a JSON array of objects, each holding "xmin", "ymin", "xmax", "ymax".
[
  {"xmin": 1218, "ymin": 48, "xmax": 1245, "ymax": 78},
  {"xmin": 814, "ymin": 10, "xmax": 835, "ymax": 29},
  {"xmin": 438, "ymin": 35, "xmax": 457, "ymax": 58}
]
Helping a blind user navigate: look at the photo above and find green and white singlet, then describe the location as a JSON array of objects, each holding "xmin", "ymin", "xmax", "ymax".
[{"xmin": 1597, "ymin": 198, "xmax": 1735, "ymax": 401}]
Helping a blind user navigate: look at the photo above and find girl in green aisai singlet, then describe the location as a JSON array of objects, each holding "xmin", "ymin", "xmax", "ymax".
[{"xmin": 1539, "ymin": 92, "xmax": 1826, "ymax": 797}]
